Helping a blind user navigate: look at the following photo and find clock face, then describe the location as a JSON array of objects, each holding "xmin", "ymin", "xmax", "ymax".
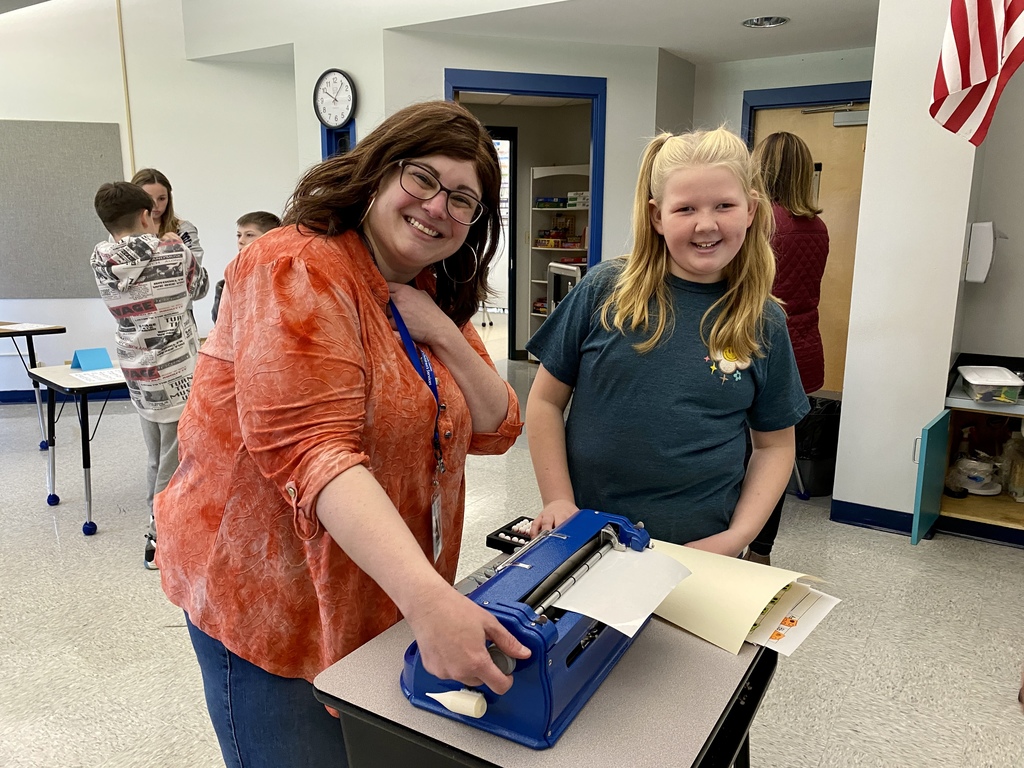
[{"xmin": 314, "ymin": 69, "xmax": 355, "ymax": 128}]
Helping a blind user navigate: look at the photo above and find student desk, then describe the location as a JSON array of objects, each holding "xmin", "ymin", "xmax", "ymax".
[
  {"xmin": 313, "ymin": 614, "xmax": 777, "ymax": 768},
  {"xmin": 0, "ymin": 321, "xmax": 67, "ymax": 450},
  {"xmin": 26, "ymin": 364, "xmax": 128, "ymax": 536}
]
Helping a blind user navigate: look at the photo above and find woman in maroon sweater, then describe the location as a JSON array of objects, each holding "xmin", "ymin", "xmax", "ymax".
[{"xmin": 748, "ymin": 132, "xmax": 829, "ymax": 564}]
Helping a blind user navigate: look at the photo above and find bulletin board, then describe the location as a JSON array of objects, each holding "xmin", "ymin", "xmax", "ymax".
[{"xmin": 0, "ymin": 120, "xmax": 124, "ymax": 299}]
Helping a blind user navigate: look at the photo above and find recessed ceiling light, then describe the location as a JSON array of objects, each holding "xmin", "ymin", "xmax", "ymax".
[{"xmin": 742, "ymin": 16, "xmax": 790, "ymax": 28}]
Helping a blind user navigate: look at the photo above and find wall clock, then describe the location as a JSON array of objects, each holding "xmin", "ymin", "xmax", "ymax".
[{"xmin": 314, "ymin": 69, "xmax": 356, "ymax": 128}]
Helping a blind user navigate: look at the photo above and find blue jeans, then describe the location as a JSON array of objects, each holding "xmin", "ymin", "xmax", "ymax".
[{"xmin": 185, "ymin": 613, "xmax": 349, "ymax": 768}]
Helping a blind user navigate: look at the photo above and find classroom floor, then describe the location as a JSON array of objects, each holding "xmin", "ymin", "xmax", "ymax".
[{"xmin": 1, "ymin": 350, "xmax": 1022, "ymax": 766}]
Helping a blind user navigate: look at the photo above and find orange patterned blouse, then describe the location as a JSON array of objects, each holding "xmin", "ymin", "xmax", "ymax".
[{"xmin": 156, "ymin": 227, "xmax": 522, "ymax": 681}]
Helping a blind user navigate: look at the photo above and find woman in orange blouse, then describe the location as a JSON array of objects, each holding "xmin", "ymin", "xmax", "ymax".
[{"xmin": 155, "ymin": 101, "xmax": 526, "ymax": 768}]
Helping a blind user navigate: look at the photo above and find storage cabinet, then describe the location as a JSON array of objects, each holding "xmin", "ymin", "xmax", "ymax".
[
  {"xmin": 526, "ymin": 165, "xmax": 589, "ymax": 349},
  {"xmin": 912, "ymin": 374, "xmax": 1024, "ymax": 546}
]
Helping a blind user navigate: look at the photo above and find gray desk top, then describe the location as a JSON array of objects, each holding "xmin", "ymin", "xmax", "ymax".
[
  {"xmin": 313, "ymin": 617, "xmax": 759, "ymax": 767},
  {"xmin": 0, "ymin": 321, "xmax": 66, "ymax": 337},
  {"xmin": 27, "ymin": 364, "xmax": 126, "ymax": 393}
]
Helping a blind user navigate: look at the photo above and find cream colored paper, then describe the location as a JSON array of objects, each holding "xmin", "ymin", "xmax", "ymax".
[{"xmin": 651, "ymin": 540, "xmax": 805, "ymax": 654}]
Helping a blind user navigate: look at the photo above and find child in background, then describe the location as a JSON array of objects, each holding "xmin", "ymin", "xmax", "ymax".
[
  {"xmin": 211, "ymin": 211, "xmax": 281, "ymax": 323},
  {"xmin": 132, "ymin": 168, "xmax": 205, "ymax": 333},
  {"xmin": 91, "ymin": 182, "xmax": 209, "ymax": 569},
  {"xmin": 131, "ymin": 168, "xmax": 204, "ymax": 263},
  {"xmin": 526, "ymin": 128, "xmax": 809, "ymax": 555}
]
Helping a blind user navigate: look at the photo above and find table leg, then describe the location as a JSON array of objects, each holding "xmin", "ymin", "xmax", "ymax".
[
  {"xmin": 79, "ymin": 393, "xmax": 97, "ymax": 536},
  {"xmin": 45, "ymin": 386, "xmax": 59, "ymax": 507},
  {"xmin": 25, "ymin": 336, "xmax": 47, "ymax": 450},
  {"xmin": 732, "ymin": 735, "xmax": 750, "ymax": 768}
]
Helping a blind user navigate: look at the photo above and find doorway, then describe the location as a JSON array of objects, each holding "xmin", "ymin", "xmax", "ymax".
[
  {"xmin": 472, "ymin": 124, "xmax": 516, "ymax": 366},
  {"xmin": 744, "ymin": 81, "xmax": 871, "ymax": 396},
  {"xmin": 460, "ymin": 98, "xmax": 591, "ymax": 367},
  {"xmin": 445, "ymin": 69, "xmax": 607, "ymax": 360}
]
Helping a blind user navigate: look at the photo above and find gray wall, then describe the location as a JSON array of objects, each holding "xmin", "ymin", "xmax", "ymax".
[
  {"xmin": 958, "ymin": 73, "xmax": 1024, "ymax": 357},
  {"xmin": 655, "ymin": 49, "xmax": 696, "ymax": 134},
  {"xmin": 0, "ymin": 120, "xmax": 122, "ymax": 299}
]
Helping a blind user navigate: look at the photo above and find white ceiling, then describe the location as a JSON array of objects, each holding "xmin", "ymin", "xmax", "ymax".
[
  {"xmin": 397, "ymin": 0, "xmax": 881, "ymax": 65},
  {"xmin": 1, "ymin": 1, "xmax": 880, "ymax": 66}
]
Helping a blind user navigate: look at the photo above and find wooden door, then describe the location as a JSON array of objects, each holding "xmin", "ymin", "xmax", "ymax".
[{"xmin": 753, "ymin": 107, "xmax": 867, "ymax": 395}]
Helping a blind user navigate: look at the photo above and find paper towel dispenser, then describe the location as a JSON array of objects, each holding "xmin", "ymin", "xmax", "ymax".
[{"xmin": 965, "ymin": 221, "xmax": 1008, "ymax": 283}]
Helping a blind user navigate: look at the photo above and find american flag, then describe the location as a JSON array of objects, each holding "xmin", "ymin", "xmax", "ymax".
[{"xmin": 930, "ymin": 0, "xmax": 1024, "ymax": 146}]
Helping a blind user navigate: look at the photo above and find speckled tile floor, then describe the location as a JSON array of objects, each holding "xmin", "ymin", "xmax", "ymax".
[{"xmin": 1, "ymin": 350, "xmax": 1022, "ymax": 766}]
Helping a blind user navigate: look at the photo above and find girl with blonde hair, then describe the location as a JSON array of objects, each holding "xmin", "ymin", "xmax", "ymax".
[{"xmin": 526, "ymin": 127, "xmax": 809, "ymax": 555}]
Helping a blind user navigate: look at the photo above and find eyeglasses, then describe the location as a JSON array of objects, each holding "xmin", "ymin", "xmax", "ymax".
[{"xmin": 397, "ymin": 160, "xmax": 487, "ymax": 226}]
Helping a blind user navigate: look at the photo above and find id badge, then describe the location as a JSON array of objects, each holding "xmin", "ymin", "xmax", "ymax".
[{"xmin": 431, "ymin": 492, "xmax": 443, "ymax": 562}]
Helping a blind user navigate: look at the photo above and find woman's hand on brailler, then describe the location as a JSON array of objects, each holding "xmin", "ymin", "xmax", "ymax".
[
  {"xmin": 387, "ymin": 283, "xmax": 457, "ymax": 348},
  {"xmin": 530, "ymin": 499, "xmax": 580, "ymax": 538},
  {"xmin": 403, "ymin": 582, "xmax": 531, "ymax": 695},
  {"xmin": 159, "ymin": 232, "xmax": 183, "ymax": 246}
]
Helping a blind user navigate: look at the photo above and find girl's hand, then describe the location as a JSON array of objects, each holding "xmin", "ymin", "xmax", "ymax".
[
  {"xmin": 160, "ymin": 232, "xmax": 183, "ymax": 246},
  {"xmin": 403, "ymin": 581, "xmax": 531, "ymax": 694},
  {"xmin": 529, "ymin": 499, "xmax": 580, "ymax": 538},
  {"xmin": 685, "ymin": 529, "xmax": 747, "ymax": 558},
  {"xmin": 387, "ymin": 282, "xmax": 457, "ymax": 348}
]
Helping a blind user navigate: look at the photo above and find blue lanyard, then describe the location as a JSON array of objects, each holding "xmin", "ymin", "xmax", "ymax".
[{"xmin": 388, "ymin": 299, "xmax": 445, "ymax": 474}]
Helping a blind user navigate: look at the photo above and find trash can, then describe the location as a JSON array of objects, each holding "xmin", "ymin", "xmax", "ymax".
[{"xmin": 788, "ymin": 396, "xmax": 841, "ymax": 497}]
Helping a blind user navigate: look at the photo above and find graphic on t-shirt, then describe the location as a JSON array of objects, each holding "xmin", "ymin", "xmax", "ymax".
[{"xmin": 706, "ymin": 347, "xmax": 750, "ymax": 385}]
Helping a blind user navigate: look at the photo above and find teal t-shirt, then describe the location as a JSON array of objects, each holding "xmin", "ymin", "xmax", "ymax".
[{"xmin": 526, "ymin": 260, "xmax": 810, "ymax": 545}]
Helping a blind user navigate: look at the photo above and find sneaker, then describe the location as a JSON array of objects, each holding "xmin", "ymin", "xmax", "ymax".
[{"xmin": 144, "ymin": 534, "xmax": 159, "ymax": 571}]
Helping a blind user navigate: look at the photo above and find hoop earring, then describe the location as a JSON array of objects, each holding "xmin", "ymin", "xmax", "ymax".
[
  {"xmin": 358, "ymin": 194, "xmax": 377, "ymax": 228},
  {"xmin": 441, "ymin": 243, "xmax": 479, "ymax": 285}
]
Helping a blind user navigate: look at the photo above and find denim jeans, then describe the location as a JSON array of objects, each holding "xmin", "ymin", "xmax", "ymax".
[{"xmin": 185, "ymin": 613, "xmax": 349, "ymax": 768}]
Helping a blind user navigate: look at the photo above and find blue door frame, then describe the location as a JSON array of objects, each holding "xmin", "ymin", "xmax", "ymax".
[
  {"xmin": 444, "ymin": 69, "xmax": 606, "ymax": 268},
  {"xmin": 740, "ymin": 81, "xmax": 872, "ymax": 148},
  {"xmin": 321, "ymin": 122, "xmax": 357, "ymax": 159}
]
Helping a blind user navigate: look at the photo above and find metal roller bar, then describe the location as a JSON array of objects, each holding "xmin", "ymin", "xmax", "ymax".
[{"xmin": 532, "ymin": 537, "xmax": 614, "ymax": 615}]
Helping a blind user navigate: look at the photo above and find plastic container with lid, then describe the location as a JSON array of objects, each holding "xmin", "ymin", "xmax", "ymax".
[{"xmin": 958, "ymin": 365, "xmax": 1024, "ymax": 404}]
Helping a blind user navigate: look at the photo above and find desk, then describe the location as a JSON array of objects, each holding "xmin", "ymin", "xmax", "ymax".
[
  {"xmin": 26, "ymin": 364, "xmax": 128, "ymax": 536},
  {"xmin": 0, "ymin": 321, "xmax": 67, "ymax": 450},
  {"xmin": 314, "ymin": 617, "xmax": 777, "ymax": 768}
]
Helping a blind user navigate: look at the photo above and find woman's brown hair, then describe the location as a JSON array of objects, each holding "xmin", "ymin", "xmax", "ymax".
[
  {"xmin": 131, "ymin": 168, "xmax": 180, "ymax": 237},
  {"xmin": 753, "ymin": 132, "xmax": 822, "ymax": 218},
  {"xmin": 283, "ymin": 100, "xmax": 501, "ymax": 328}
]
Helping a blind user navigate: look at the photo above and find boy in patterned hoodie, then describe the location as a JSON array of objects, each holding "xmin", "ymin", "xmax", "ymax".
[{"xmin": 91, "ymin": 182, "xmax": 209, "ymax": 569}]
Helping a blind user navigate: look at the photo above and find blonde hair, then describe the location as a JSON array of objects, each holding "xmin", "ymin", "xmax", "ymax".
[
  {"xmin": 599, "ymin": 128, "xmax": 776, "ymax": 359},
  {"xmin": 753, "ymin": 132, "xmax": 822, "ymax": 218}
]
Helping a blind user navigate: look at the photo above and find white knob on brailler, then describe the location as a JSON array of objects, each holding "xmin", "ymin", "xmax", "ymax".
[{"xmin": 425, "ymin": 689, "xmax": 487, "ymax": 718}]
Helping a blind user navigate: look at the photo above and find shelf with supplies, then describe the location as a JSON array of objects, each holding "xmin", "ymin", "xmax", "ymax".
[
  {"xmin": 527, "ymin": 164, "xmax": 590, "ymax": 344},
  {"xmin": 913, "ymin": 356, "xmax": 1024, "ymax": 546}
]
